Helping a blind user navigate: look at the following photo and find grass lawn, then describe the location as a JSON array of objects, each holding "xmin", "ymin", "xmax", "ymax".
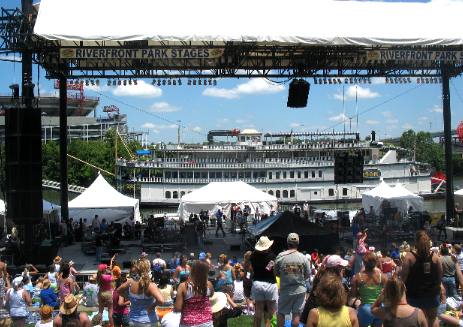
[{"xmin": 227, "ymin": 315, "xmax": 253, "ymax": 327}]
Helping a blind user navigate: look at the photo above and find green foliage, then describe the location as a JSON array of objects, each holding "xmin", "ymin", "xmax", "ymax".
[
  {"xmin": 42, "ymin": 128, "xmax": 141, "ymax": 187},
  {"xmin": 399, "ymin": 129, "xmax": 444, "ymax": 171}
]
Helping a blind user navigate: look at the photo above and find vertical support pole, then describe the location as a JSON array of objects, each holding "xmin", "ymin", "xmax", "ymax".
[
  {"xmin": 59, "ymin": 74, "xmax": 69, "ymax": 222},
  {"xmin": 442, "ymin": 65, "xmax": 454, "ymax": 225}
]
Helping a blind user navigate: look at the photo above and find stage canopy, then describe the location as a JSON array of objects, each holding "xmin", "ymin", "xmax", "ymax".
[
  {"xmin": 69, "ymin": 173, "xmax": 141, "ymax": 224},
  {"xmin": 362, "ymin": 181, "xmax": 424, "ymax": 216},
  {"xmin": 177, "ymin": 181, "xmax": 277, "ymax": 221},
  {"xmin": 34, "ymin": 0, "xmax": 463, "ymax": 46}
]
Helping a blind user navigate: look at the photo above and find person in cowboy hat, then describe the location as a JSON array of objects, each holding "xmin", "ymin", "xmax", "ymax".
[
  {"xmin": 250, "ymin": 236, "xmax": 277, "ymax": 327},
  {"xmin": 54, "ymin": 294, "xmax": 91, "ymax": 327},
  {"xmin": 53, "ymin": 256, "xmax": 62, "ymax": 273}
]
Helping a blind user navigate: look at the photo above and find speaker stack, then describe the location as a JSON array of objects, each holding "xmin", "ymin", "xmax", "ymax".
[
  {"xmin": 334, "ymin": 152, "xmax": 364, "ymax": 184},
  {"xmin": 5, "ymin": 107, "xmax": 43, "ymax": 225}
]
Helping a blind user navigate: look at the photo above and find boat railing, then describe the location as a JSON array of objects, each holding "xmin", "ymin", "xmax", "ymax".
[{"xmin": 135, "ymin": 177, "xmax": 269, "ymax": 184}]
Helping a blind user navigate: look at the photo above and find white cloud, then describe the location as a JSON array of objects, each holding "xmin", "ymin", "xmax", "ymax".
[
  {"xmin": 370, "ymin": 77, "xmax": 386, "ymax": 85},
  {"xmin": 329, "ymin": 113, "xmax": 349, "ymax": 123},
  {"xmin": 382, "ymin": 111, "xmax": 393, "ymax": 119},
  {"xmin": 0, "ymin": 54, "xmax": 21, "ymax": 62},
  {"xmin": 366, "ymin": 120, "xmax": 380, "ymax": 125},
  {"xmin": 386, "ymin": 119, "xmax": 399, "ymax": 124},
  {"xmin": 141, "ymin": 123, "xmax": 177, "ymax": 134},
  {"xmin": 418, "ymin": 116, "xmax": 429, "ymax": 122},
  {"xmin": 150, "ymin": 102, "xmax": 180, "ymax": 113},
  {"xmin": 402, "ymin": 123, "xmax": 414, "ymax": 130},
  {"xmin": 203, "ymin": 78, "xmax": 284, "ymax": 99},
  {"xmin": 235, "ymin": 119, "xmax": 248, "ymax": 124},
  {"xmin": 334, "ymin": 85, "xmax": 380, "ymax": 101},
  {"xmin": 290, "ymin": 122, "xmax": 303, "ymax": 128},
  {"xmin": 192, "ymin": 126, "xmax": 202, "ymax": 133},
  {"xmin": 113, "ymin": 80, "xmax": 162, "ymax": 98},
  {"xmin": 429, "ymin": 105, "xmax": 443, "ymax": 113}
]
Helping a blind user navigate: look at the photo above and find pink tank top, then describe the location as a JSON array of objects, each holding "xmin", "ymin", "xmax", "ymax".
[{"xmin": 180, "ymin": 283, "xmax": 212, "ymax": 326}]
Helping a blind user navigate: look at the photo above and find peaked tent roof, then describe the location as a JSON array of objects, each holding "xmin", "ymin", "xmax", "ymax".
[
  {"xmin": 362, "ymin": 181, "xmax": 395, "ymax": 198},
  {"xmin": 392, "ymin": 184, "xmax": 422, "ymax": 199},
  {"xmin": 69, "ymin": 174, "xmax": 138, "ymax": 209},
  {"xmin": 34, "ymin": 0, "xmax": 463, "ymax": 46},
  {"xmin": 180, "ymin": 181, "xmax": 277, "ymax": 205}
]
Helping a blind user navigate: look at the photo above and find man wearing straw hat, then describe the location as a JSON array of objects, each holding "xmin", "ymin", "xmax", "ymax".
[{"xmin": 54, "ymin": 294, "xmax": 91, "ymax": 327}]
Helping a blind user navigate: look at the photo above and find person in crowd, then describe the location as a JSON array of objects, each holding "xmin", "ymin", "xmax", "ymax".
[
  {"xmin": 92, "ymin": 215, "xmax": 100, "ymax": 232},
  {"xmin": 274, "ymin": 233, "xmax": 310, "ymax": 327},
  {"xmin": 113, "ymin": 272, "xmax": 130, "ymax": 327},
  {"xmin": 161, "ymin": 311, "xmax": 181, "ymax": 327},
  {"xmin": 300, "ymin": 254, "xmax": 349, "ymax": 324},
  {"xmin": 454, "ymin": 244, "xmax": 463, "ymax": 275},
  {"xmin": 0, "ymin": 260, "xmax": 9, "ymax": 309},
  {"xmin": 215, "ymin": 208, "xmax": 226, "ymax": 238},
  {"xmin": 35, "ymin": 305, "xmax": 54, "ymax": 327},
  {"xmin": 117, "ymin": 260, "xmax": 164, "ymax": 326},
  {"xmin": 436, "ymin": 215, "xmax": 447, "ymax": 240},
  {"xmin": 371, "ymin": 277, "xmax": 428, "ymax": 327},
  {"xmin": 21, "ymin": 276, "xmax": 34, "ymax": 297},
  {"xmin": 153, "ymin": 252, "xmax": 167, "ymax": 281},
  {"xmin": 250, "ymin": 236, "xmax": 278, "ymax": 327},
  {"xmin": 6, "ymin": 276, "xmax": 32, "ymax": 327},
  {"xmin": 156, "ymin": 271, "xmax": 175, "ymax": 321},
  {"xmin": 46, "ymin": 265, "xmax": 57, "ymax": 290},
  {"xmin": 174, "ymin": 255, "xmax": 191, "ymax": 285},
  {"xmin": 175, "ymin": 260, "xmax": 214, "ymax": 327},
  {"xmin": 440, "ymin": 244, "xmax": 463, "ymax": 298},
  {"xmin": 54, "ymin": 294, "xmax": 91, "ymax": 327},
  {"xmin": 53, "ymin": 256, "xmax": 62, "ymax": 273},
  {"xmin": 401, "ymin": 230, "xmax": 443, "ymax": 327},
  {"xmin": 95, "ymin": 231, "xmax": 104, "ymax": 263},
  {"xmin": 232, "ymin": 264, "xmax": 245, "ymax": 307},
  {"xmin": 306, "ymin": 273, "xmax": 359, "ymax": 327},
  {"xmin": 353, "ymin": 228, "xmax": 368, "ymax": 274},
  {"xmin": 379, "ymin": 251, "xmax": 397, "ymax": 278},
  {"xmin": 39, "ymin": 279, "xmax": 58, "ymax": 309},
  {"xmin": 350, "ymin": 252, "xmax": 387, "ymax": 327},
  {"xmin": 97, "ymin": 262, "xmax": 115, "ymax": 327},
  {"xmin": 83, "ymin": 274, "xmax": 99, "ymax": 307},
  {"xmin": 69, "ymin": 261, "xmax": 79, "ymax": 281},
  {"xmin": 217, "ymin": 254, "xmax": 233, "ymax": 286},
  {"xmin": 58, "ymin": 262, "xmax": 80, "ymax": 303}
]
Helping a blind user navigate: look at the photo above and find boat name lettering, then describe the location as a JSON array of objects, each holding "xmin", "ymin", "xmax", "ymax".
[
  {"xmin": 363, "ymin": 169, "xmax": 381, "ymax": 178},
  {"xmin": 60, "ymin": 48, "xmax": 225, "ymax": 59}
]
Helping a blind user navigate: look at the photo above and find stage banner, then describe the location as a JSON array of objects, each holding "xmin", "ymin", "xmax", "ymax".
[{"xmin": 367, "ymin": 50, "xmax": 463, "ymax": 62}]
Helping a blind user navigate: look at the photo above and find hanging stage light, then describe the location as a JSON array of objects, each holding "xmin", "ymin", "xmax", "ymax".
[
  {"xmin": 178, "ymin": 79, "xmax": 183, "ymax": 86},
  {"xmin": 173, "ymin": 80, "xmax": 177, "ymax": 86},
  {"xmin": 123, "ymin": 80, "xmax": 127, "ymax": 86},
  {"xmin": 129, "ymin": 80, "xmax": 132, "ymax": 85},
  {"xmin": 287, "ymin": 79, "xmax": 310, "ymax": 108},
  {"xmin": 213, "ymin": 80, "xmax": 217, "ymax": 86},
  {"xmin": 157, "ymin": 80, "xmax": 161, "ymax": 86},
  {"xmin": 134, "ymin": 79, "xmax": 138, "ymax": 85},
  {"xmin": 314, "ymin": 78, "xmax": 318, "ymax": 85},
  {"xmin": 90, "ymin": 80, "xmax": 95, "ymax": 86},
  {"xmin": 107, "ymin": 80, "xmax": 111, "ymax": 86},
  {"xmin": 167, "ymin": 79, "xmax": 172, "ymax": 85},
  {"xmin": 117, "ymin": 80, "xmax": 122, "ymax": 86}
]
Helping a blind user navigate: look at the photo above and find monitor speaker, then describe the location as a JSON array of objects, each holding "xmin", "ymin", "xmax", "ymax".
[
  {"xmin": 287, "ymin": 79, "xmax": 310, "ymax": 108},
  {"xmin": 5, "ymin": 107, "xmax": 42, "ymax": 225}
]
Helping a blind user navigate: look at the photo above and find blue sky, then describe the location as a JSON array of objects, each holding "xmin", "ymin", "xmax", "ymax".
[{"xmin": 1, "ymin": 0, "xmax": 463, "ymax": 144}]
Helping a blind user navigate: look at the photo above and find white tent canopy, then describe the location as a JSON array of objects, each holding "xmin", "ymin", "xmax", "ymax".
[
  {"xmin": 454, "ymin": 188, "xmax": 463, "ymax": 208},
  {"xmin": 69, "ymin": 174, "xmax": 141, "ymax": 224},
  {"xmin": 362, "ymin": 181, "xmax": 424, "ymax": 216},
  {"xmin": 178, "ymin": 181, "xmax": 278, "ymax": 221},
  {"xmin": 43, "ymin": 199, "xmax": 60, "ymax": 215},
  {"xmin": 34, "ymin": 0, "xmax": 463, "ymax": 46}
]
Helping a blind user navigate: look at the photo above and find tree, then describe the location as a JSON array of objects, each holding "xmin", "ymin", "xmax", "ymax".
[{"xmin": 399, "ymin": 129, "xmax": 444, "ymax": 171}]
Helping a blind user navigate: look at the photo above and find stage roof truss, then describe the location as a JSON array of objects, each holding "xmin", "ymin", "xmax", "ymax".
[{"xmin": 1, "ymin": 7, "xmax": 463, "ymax": 79}]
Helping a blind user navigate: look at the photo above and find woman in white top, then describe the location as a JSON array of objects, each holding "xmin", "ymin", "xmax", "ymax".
[
  {"xmin": 232, "ymin": 264, "xmax": 245, "ymax": 305},
  {"xmin": 6, "ymin": 277, "xmax": 32, "ymax": 327}
]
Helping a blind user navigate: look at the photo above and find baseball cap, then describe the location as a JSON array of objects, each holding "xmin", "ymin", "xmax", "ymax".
[
  {"xmin": 199, "ymin": 252, "xmax": 207, "ymax": 261},
  {"xmin": 287, "ymin": 233, "xmax": 299, "ymax": 244},
  {"xmin": 324, "ymin": 255, "xmax": 349, "ymax": 268}
]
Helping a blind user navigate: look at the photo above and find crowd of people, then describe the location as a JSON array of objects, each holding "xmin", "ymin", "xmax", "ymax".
[{"xmin": 5, "ymin": 227, "xmax": 463, "ymax": 327}]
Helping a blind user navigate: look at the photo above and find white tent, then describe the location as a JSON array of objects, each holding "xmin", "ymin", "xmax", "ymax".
[
  {"xmin": 362, "ymin": 181, "xmax": 424, "ymax": 216},
  {"xmin": 178, "ymin": 181, "xmax": 278, "ymax": 221},
  {"xmin": 43, "ymin": 199, "xmax": 60, "ymax": 216},
  {"xmin": 69, "ymin": 174, "xmax": 141, "ymax": 224},
  {"xmin": 34, "ymin": 0, "xmax": 463, "ymax": 46},
  {"xmin": 454, "ymin": 189, "xmax": 463, "ymax": 208}
]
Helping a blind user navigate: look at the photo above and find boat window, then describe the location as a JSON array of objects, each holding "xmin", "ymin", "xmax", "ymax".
[
  {"xmin": 216, "ymin": 172, "xmax": 223, "ymax": 179},
  {"xmin": 304, "ymin": 171, "xmax": 309, "ymax": 179},
  {"xmin": 283, "ymin": 190, "xmax": 288, "ymax": 198},
  {"xmin": 245, "ymin": 171, "xmax": 251, "ymax": 178},
  {"xmin": 312, "ymin": 171, "xmax": 315, "ymax": 178},
  {"xmin": 239, "ymin": 171, "xmax": 245, "ymax": 179},
  {"xmin": 172, "ymin": 172, "xmax": 178, "ymax": 178},
  {"xmin": 194, "ymin": 171, "xmax": 200, "ymax": 179},
  {"xmin": 290, "ymin": 171, "xmax": 294, "ymax": 179},
  {"xmin": 201, "ymin": 172, "xmax": 208, "ymax": 179},
  {"xmin": 314, "ymin": 191, "xmax": 318, "ymax": 195},
  {"xmin": 297, "ymin": 171, "xmax": 301, "ymax": 179},
  {"xmin": 276, "ymin": 172, "xmax": 281, "ymax": 179},
  {"xmin": 290, "ymin": 190, "xmax": 295, "ymax": 198},
  {"xmin": 173, "ymin": 191, "xmax": 178, "ymax": 199},
  {"xmin": 343, "ymin": 188, "xmax": 348, "ymax": 196},
  {"xmin": 224, "ymin": 171, "xmax": 230, "ymax": 179},
  {"xmin": 187, "ymin": 171, "xmax": 193, "ymax": 178},
  {"xmin": 165, "ymin": 171, "xmax": 171, "ymax": 179},
  {"xmin": 268, "ymin": 172, "xmax": 273, "ymax": 179},
  {"xmin": 180, "ymin": 191, "xmax": 185, "ymax": 197},
  {"xmin": 283, "ymin": 172, "xmax": 287, "ymax": 179},
  {"xmin": 268, "ymin": 190, "xmax": 274, "ymax": 195},
  {"xmin": 180, "ymin": 172, "xmax": 186, "ymax": 179},
  {"xmin": 253, "ymin": 171, "xmax": 259, "ymax": 179},
  {"xmin": 165, "ymin": 191, "xmax": 171, "ymax": 199},
  {"xmin": 276, "ymin": 190, "xmax": 281, "ymax": 198},
  {"xmin": 328, "ymin": 189, "xmax": 334, "ymax": 196},
  {"xmin": 260, "ymin": 171, "xmax": 266, "ymax": 178},
  {"xmin": 318, "ymin": 170, "xmax": 323, "ymax": 178}
]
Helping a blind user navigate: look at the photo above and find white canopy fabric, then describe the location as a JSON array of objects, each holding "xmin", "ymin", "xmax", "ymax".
[
  {"xmin": 362, "ymin": 181, "xmax": 424, "ymax": 216},
  {"xmin": 454, "ymin": 188, "xmax": 463, "ymax": 208},
  {"xmin": 34, "ymin": 0, "xmax": 463, "ymax": 46},
  {"xmin": 43, "ymin": 200, "xmax": 60, "ymax": 215},
  {"xmin": 69, "ymin": 174, "xmax": 141, "ymax": 224},
  {"xmin": 178, "ymin": 181, "xmax": 278, "ymax": 221},
  {"xmin": 0, "ymin": 199, "xmax": 4, "ymax": 215}
]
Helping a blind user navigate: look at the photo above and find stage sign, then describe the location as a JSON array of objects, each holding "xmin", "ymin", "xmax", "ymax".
[
  {"xmin": 363, "ymin": 168, "xmax": 381, "ymax": 179},
  {"xmin": 60, "ymin": 48, "xmax": 224, "ymax": 60},
  {"xmin": 367, "ymin": 50, "xmax": 463, "ymax": 63}
]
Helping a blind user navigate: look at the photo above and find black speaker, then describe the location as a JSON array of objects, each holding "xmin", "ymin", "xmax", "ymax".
[
  {"xmin": 5, "ymin": 107, "xmax": 43, "ymax": 225},
  {"xmin": 334, "ymin": 152, "xmax": 347, "ymax": 184},
  {"xmin": 352, "ymin": 153, "xmax": 364, "ymax": 183},
  {"xmin": 334, "ymin": 152, "xmax": 364, "ymax": 184},
  {"xmin": 287, "ymin": 79, "xmax": 310, "ymax": 108}
]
